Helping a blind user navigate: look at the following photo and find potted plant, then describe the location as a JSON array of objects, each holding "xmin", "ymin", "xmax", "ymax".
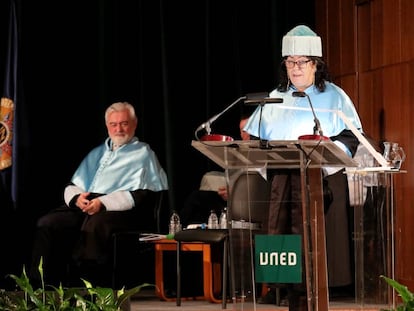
[
  {"xmin": 0, "ymin": 258, "xmax": 154, "ymax": 310},
  {"xmin": 380, "ymin": 275, "xmax": 414, "ymax": 311}
]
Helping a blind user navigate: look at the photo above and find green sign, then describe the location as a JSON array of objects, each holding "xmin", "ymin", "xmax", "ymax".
[{"xmin": 255, "ymin": 234, "xmax": 302, "ymax": 283}]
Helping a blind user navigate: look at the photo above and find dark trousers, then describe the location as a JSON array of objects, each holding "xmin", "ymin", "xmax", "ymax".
[
  {"xmin": 267, "ymin": 168, "xmax": 352, "ymax": 311},
  {"xmin": 267, "ymin": 170, "xmax": 307, "ymax": 311},
  {"xmin": 29, "ymin": 206, "xmax": 139, "ymax": 287}
]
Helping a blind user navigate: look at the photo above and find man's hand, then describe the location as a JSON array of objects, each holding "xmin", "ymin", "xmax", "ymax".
[{"xmin": 76, "ymin": 192, "xmax": 103, "ymax": 215}]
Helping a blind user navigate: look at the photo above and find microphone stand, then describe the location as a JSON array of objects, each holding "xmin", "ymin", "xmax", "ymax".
[
  {"xmin": 242, "ymin": 95, "xmax": 284, "ymax": 149},
  {"xmin": 292, "ymin": 91, "xmax": 322, "ymax": 311},
  {"xmin": 195, "ymin": 96, "xmax": 246, "ymax": 138},
  {"xmin": 194, "ymin": 93, "xmax": 283, "ymax": 141},
  {"xmin": 292, "ymin": 91, "xmax": 329, "ymax": 141}
]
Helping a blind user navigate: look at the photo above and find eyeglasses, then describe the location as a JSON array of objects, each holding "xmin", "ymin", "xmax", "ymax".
[{"xmin": 284, "ymin": 59, "xmax": 312, "ymax": 69}]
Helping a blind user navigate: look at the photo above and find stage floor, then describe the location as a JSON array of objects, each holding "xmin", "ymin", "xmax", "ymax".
[{"xmin": 129, "ymin": 289, "xmax": 391, "ymax": 311}]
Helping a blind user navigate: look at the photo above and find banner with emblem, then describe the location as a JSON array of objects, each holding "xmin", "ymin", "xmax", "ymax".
[
  {"xmin": 255, "ymin": 234, "xmax": 302, "ymax": 283},
  {"xmin": 0, "ymin": 97, "xmax": 13, "ymax": 170},
  {"xmin": 1, "ymin": 0, "xmax": 19, "ymax": 204}
]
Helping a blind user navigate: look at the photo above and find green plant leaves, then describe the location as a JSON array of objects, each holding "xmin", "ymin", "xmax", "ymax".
[
  {"xmin": 0, "ymin": 262, "xmax": 155, "ymax": 311},
  {"xmin": 380, "ymin": 275, "xmax": 414, "ymax": 311}
]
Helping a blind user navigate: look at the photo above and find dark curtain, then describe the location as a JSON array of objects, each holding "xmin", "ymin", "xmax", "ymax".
[{"xmin": 0, "ymin": 0, "xmax": 314, "ymax": 289}]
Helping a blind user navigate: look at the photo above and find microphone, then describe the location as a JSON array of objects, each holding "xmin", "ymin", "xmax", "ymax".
[
  {"xmin": 292, "ymin": 91, "xmax": 326, "ymax": 139},
  {"xmin": 195, "ymin": 95, "xmax": 247, "ymax": 134},
  {"xmin": 244, "ymin": 92, "xmax": 283, "ymax": 105},
  {"xmin": 195, "ymin": 92, "xmax": 284, "ymax": 136}
]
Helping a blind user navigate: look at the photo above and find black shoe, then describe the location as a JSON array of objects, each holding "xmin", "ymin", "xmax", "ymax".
[{"xmin": 257, "ymin": 289, "xmax": 276, "ymax": 304}]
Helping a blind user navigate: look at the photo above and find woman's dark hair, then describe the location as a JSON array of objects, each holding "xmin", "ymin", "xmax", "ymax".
[{"xmin": 276, "ymin": 56, "xmax": 332, "ymax": 93}]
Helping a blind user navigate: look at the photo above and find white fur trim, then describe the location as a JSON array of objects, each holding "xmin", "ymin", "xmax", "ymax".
[
  {"xmin": 64, "ymin": 185, "xmax": 83, "ymax": 206},
  {"xmin": 98, "ymin": 191, "xmax": 135, "ymax": 211}
]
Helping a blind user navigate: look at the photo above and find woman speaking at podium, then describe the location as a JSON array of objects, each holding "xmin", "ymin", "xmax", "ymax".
[{"xmin": 243, "ymin": 25, "xmax": 363, "ymax": 311}]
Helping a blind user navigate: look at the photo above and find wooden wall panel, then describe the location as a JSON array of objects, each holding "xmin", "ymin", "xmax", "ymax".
[
  {"xmin": 381, "ymin": 66, "xmax": 403, "ymax": 141},
  {"xmin": 396, "ymin": 63, "xmax": 414, "ymax": 288},
  {"xmin": 358, "ymin": 72, "xmax": 377, "ymax": 139},
  {"xmin": 381, "ymin": 0, "xmax": 401, "ymax": 65},
  {"xmin": 370, "ymin": 0, "xmax": 384, "ymax": 68},
  {"xmin": 325, "ymin": 0, "xmax": 341, "ymax": 76},
  {"xmin": 335, "ymin": 74, "xmax": 357, "ymax": 105},
  {"xmin": 314, "ymin": 0, "xmax": 328, "ymax": 52},
  {"xmin": 356, "ymin": 2, "xmax": 371, "ymax": 72},
  {"xmin": 371, "ymin": 69, "xmax": 385, "ymax": 139},
  {"xmin": 401, "ymin": 0, "xmax": 414, "ymax": 61},
  {"xmin": 316, "ymin": 0, "xmax": 414, "ymax": 292},
  {"xmin": 400, "ymin": 63, "xmax": 414, "ymax": 164},
  {"xmin": 396, "ymin": 64, "xmax": 414, "ymax": 289},
  {"xmin": 339, "ymin": 0, "xmax": 356, "ymax": 75}
]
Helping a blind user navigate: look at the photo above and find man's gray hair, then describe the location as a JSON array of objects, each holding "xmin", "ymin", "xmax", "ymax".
[{"xmin": 105, "ymin": 102, "xmax": 137, "ymax": 123}]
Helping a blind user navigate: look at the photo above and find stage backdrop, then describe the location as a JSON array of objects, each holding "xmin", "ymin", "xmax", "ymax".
[{"xmin": 0, "ymin": 0, "xmax": 314, "ymax": 288}]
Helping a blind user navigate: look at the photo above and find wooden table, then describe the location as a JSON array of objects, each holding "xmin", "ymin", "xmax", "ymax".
[{"xmin": 153, "ymin": 238, "xmax": 222, "ymax": 303}]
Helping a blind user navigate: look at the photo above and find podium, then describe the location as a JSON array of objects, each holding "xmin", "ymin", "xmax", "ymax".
[
  {"xmin": 347, "ymin": 166, "xmax": 402, "ymax": 308},
  {"xmin": 192, "ymin": 139, "xmax": 358, "ymax": 311}
]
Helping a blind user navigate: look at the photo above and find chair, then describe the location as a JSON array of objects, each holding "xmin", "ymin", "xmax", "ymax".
[
  {"xmin": 174, "ymin": 170, "xmax": 270, "ymax": 308},
  {"xmin": 229, "ymin": 170, "xmax": 270, "ymax": 230},
  {"xmin": 174, "ymin": 228, "xmax": 229, "ymax": 309},
  {"xmin": 111, "ymin": 190, "xmax": 167, "ymax": 289},
  {"xmin": 227, "ymin": 170, "xmax": 270, "ymax": 303}
]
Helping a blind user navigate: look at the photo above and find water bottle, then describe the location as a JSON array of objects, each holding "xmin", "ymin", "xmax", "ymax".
[
  {"xmin": 169, "ymin": 211, "xmax": 182, "ymax": 235},
  {"xmin": 219, "ymin": 207, "xmax": 228, "ymax": 229},
  {"xmin": 207, "ymin": 210, "xmax": 219, "ymax": 229}
]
